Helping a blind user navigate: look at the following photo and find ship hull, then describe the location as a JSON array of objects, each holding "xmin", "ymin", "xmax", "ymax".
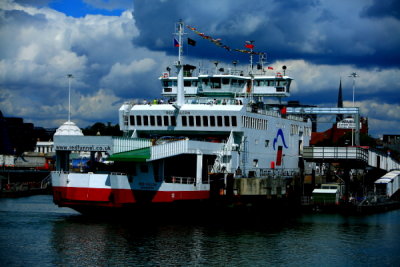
[{"xmin": 51, "ymin": 171, "xmax": 210, "ymax": 214}]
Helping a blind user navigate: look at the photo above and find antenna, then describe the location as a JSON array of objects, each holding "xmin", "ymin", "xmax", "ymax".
[
  {"xmin": 245, "ymin": 40, "xmax": 255, "ymax": 73},
  {"xmin": 232, "ymin": 60, "xmax": 238, "ymax": 71},
  {"xmin": 67, "ymin": 74, "xmax": 74, "ymax": 122},
  {"xmin": 213, "ymin": 61, "xmax": 219, "ymax": 74}
]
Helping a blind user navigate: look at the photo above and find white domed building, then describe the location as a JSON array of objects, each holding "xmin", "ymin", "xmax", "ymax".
[{"xmin": 54, "ymin": 121, "xmax": 84, "ymax": 136}]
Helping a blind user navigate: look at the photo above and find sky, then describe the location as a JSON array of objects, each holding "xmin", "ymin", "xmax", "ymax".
[{"xmin": 0, "ymin": 0, "xmax": 399, "ymax": 137}]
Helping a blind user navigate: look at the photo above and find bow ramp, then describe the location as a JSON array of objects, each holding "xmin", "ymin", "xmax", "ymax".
[{"xmin": 110, "ymin": 139, "xmax": 224, "ymax": 162}]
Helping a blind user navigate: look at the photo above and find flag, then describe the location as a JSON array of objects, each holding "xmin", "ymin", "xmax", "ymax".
[
  {"xmin": 245, "ymin": 41, "xmax": 254, "ymax": 49},
  {"xmin": 174, "ymin": 38, "xmax": 180, "ymax": 47},
  {"xmin": 188, "ymin": 38, "xmax": 196, "ymax": 46},
  {"xmin": 268, "ymin": 66, "xmax": 274, "ymax": 70}
]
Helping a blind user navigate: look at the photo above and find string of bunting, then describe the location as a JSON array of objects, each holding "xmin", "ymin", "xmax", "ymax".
[{"xmin": 186, "ymin": 25, "xmax": 265, "ymax": 56}]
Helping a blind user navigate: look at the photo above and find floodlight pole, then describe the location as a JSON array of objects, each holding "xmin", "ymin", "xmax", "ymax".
[{"xmin": 348, "ymin": 72, "xmax": 359, "ymax": 146}]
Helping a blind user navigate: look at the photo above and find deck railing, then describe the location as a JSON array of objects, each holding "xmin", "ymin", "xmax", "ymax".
[
  {"xmin": 303, "ymin": 146, "xmax": 368, "ymax": 162},
  {"xmin": 164, "ymin": 176, "xmax": 196, "ymax": 184}
]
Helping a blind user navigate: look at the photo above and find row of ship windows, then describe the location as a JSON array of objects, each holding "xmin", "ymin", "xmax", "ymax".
[
  {"xmin": 242, "ymin": 116, "xmax": 268, "ymax": 130},
  {"xmin": 163, "ymin": 79, "xmax": 288, "ymax": 88},
  {"xmin": 125, "ymin": 115, "xmax": 310, "ymax": 135},
  {"xmin": 128, "ymin": 115, "xmax": 238, "ymax": 127},
  {"xmin": 290, "ymin": 124, "xmax": 312, "ymax": 136}
]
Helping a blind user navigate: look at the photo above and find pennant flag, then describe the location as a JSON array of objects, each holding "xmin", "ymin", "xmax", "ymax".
[
  {"xmin": 185, "ymin": 24, "xmax": 264, "ymax": 55},
  {"xmin": 174, "ymin": 38, "xmax": 180, "ymax": 47},
  {"xmin": 188, "ymin": 38, "xmax": 196, "ymax": 46},
  {"xmin": 268, "ymin": 66, "xmax": 274, "ymax": 70}
]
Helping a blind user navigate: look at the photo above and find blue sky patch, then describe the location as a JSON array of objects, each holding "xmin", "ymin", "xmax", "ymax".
[{"xmin": 49, "ymin": 0, "xmax": 123, "ymax": 17}]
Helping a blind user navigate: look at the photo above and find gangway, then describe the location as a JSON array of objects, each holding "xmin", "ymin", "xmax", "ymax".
[
  {"xmin": 303, "ymin": 146, "xmax": 400, "ymax": 172},
  {"xmin": 287, "ymin": 107, "xmax": 360, "ymax": 145}
]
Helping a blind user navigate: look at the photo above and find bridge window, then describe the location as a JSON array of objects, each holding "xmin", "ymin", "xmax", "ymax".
[
  {"xmin": 170, "ymin": 116, "xmax": 176, "ymax": 126},
  {"xmin": 136, "ymin": 115, "xmax": 142, "ymax": 126},
  {"xmin": 130, "ymin": 116, "xmax": 135, "ymax": 126},
  {"xmin": 143, "ymin": 116, "xmax": 149, "ymax": 126},
  {"xmin": 157, "ymin": 116, "xmax": 162, "ymax": 126},
  {"xmin": 163, "ymin": 116, "xmax": 169, "ymax": 126},
  {"xmin": 231, "ymin": 116, "xmax": 237, "ymax": 127},
  {"xmin": 211, "ymin": 78, "xmax": 221, "ymax": 89},
  {"xmin": 222, "ymin": 78, "xmax": 230, "ymax": 85},
  {"xmin": 196, "ymin": 116, "xmax": 201, "ymax": 126},
  {"xmin": 210, "ymin": 116, "xmax": 216, "ymax": 127},
  {"xmin": 224, "ymin": 116, "xmax": 230, "ymax": 127},
  {"xmin": 150, "ymin": 116, "xmax": 155, "ymax": 126},
  {"xmin": 189, "ymin": 116, "xmax": 194, "ymax": 126},
  {"xmin": 184, "ymin": 80, "xmax": 191, "ymax": 87},
  {"xmin": 203, "ymin": 116, "xmax": 209, "ymax": 126},
  {"xmin": 217, "ymin": 116, "xmax": 223, "ymax": 127},
  {"xmin": 182, "ymin": 116, "xmax": 187, "ymax": 127}
]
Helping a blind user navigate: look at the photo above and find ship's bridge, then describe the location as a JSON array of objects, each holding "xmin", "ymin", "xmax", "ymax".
[{"xmin": 160, "ymin": 65, "xmax": 291, "ymax": 99}]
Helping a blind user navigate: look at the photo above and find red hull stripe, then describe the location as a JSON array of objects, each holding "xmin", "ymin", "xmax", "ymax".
[{"xmin": 52, "ymin": 186, "xmax": 210, "ymax": 206}]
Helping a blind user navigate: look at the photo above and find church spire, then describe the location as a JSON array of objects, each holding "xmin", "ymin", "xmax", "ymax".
[{"xmin": 336, "ymin": 78, "xmax": 343, "ymax": 122}]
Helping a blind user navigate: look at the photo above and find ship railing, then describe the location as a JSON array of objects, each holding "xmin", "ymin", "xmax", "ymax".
[
  {"xmin": 242, "ymin": 168, "xmax": 300, "ymax": 178},
  {"xmin": 164, "ymin": 176, "xmax": 196, "ymax": 184},
  {"xmin": 245, "ymin": 105, "xmax": 281, "ymax": 117},
  {"xmin": 186, "ymin": 98, "xmax": 243, "ymax": 105}
]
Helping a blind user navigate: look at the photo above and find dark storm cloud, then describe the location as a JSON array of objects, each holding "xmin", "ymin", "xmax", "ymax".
[
  {"xmin": 362, "ymin": 0, "xmax": 400, "ymax": 20},
  {"xmin": 133, "ymin": 0, "xmax": 400, "ymax": 68},
  {"xmin": 14, "ymin": 0, "xmax": 52, "ymax": 6}
]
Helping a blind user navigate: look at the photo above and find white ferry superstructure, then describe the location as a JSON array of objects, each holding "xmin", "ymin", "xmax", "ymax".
[{"xmin": 51, "ymin": 21, "xmax": 312, "ymax": 213}]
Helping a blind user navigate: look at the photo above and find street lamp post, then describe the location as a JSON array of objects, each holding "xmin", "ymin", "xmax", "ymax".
[
  {"xmin": 67, "ymin": 74, "xmax": 73, "ymax": 122},
  {"xmin": 348, "ymin": 72, "xmax": 359, "ymax": 146}
]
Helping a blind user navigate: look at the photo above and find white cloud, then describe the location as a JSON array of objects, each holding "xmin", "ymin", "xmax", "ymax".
[
  {"xmin": 0, "ymin": 2, "xmax": 151, "ymax": 127},
  {"xmin": 1, "ymin": 0, "xmax": 399, "ymax": 139}
]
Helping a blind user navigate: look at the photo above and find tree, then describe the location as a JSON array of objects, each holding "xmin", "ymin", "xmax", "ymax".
[{"xmin": 82, "ymin": 122, "xmax": 122, "ymax": 136}]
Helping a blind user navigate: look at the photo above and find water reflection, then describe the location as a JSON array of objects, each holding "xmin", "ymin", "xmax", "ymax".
[{"xmin": 2, "ymin": 195, "xmax": 400, "ymax": 266}]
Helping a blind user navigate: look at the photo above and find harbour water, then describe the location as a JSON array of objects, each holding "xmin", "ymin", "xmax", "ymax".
[{"xmin": 1, "ymin": 195, "xmax": 399, "ymax": 266}]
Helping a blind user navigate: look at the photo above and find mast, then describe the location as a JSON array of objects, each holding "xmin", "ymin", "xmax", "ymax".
[
  {"xmin": 246, "ymin": 41, "xmax": 255, "ymax": 101},
  {"xmin": 175, "ymin": 20, "xmax": 185, "ymax": 107}
]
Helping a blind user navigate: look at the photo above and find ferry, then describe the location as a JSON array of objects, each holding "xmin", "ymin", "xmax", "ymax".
[{"xmin": 51, "ymin": 21, "xmax": 312, "ymax": 214}]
